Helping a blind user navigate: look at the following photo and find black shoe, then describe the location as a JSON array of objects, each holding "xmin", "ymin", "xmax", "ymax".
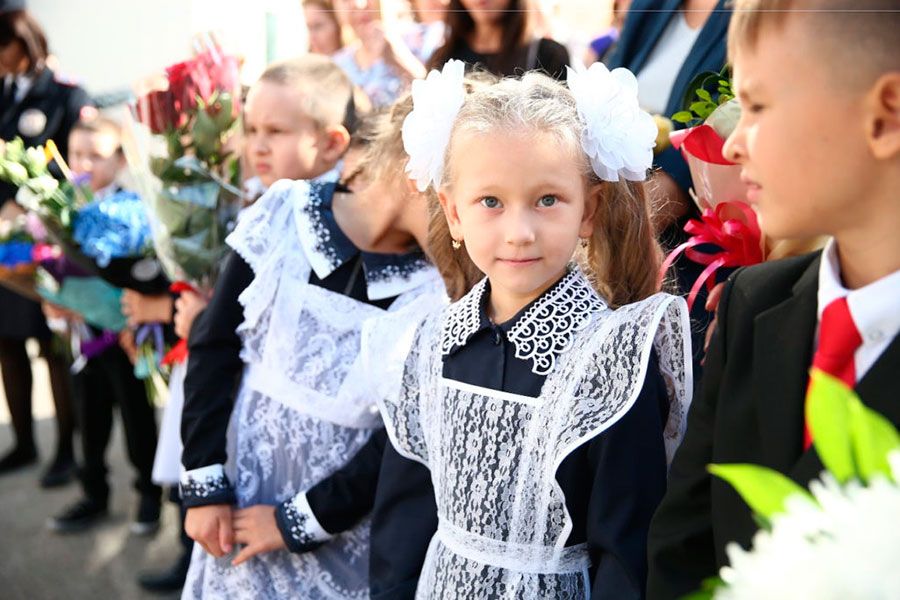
[
  {"xmin": 39, "ymin": 456, "xmax": 78, "ymax": 488},
  {"xmin": 0, "ymin": 445, "xmax": 38, "ymax": 474},
  {"xmin": 137, "ymin": 550, "xmax": 192, "ymax": 593},
  {"xmin": 131, "ymin": 495, "xmax": 161, "ymax": 536},
  {"xmin": 47, "ymin": 497, "xmax": 108, "ymax": 533}
]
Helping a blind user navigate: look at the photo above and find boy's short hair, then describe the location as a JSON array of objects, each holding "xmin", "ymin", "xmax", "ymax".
[
  {"xmin": 729, "ymin": 0, "xmax": 900, "ymax": 83},
  {"xmin": 70, "ymin": 116, "xmax": 123, "ymax": 149},
  {"xmin": 258, "ymin": 55, "xmax": 357, "ymax": 133}
]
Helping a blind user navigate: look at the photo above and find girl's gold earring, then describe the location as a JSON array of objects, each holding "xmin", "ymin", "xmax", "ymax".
[{"xmin": 451, "ymin": 239, "xmax": 462, "ymax": 250}]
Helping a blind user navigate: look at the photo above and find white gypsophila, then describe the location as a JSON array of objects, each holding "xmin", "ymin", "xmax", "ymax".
[
  {"xmin": 401, "ymin": 59, "xmax": 466, "ymax": 192},
  {"xmin": 566, "ymin": 63, "xmax": 657, "ymax": 182},
  {"xmin": 715, "ymin": 451, "xmax": 900, "ymax": 600}
]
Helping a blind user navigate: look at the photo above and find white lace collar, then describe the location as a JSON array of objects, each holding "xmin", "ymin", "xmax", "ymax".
[{"xmin": 441, "ymin": 267, "xmax": 608, "ymax": 375}]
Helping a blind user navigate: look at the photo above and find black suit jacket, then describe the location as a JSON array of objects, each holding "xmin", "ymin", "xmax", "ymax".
[{"xmin": 647, "ymin": 252, "xmax": 900, "ymax": 599}]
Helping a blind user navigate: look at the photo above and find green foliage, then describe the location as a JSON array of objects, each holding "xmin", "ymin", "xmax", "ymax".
[
  {"xmin": 672, "ymin": 67, "xmax": 734, "ymax": 125},
  {"xmin": 708, "ymin": 464, "xmax": 814, "ymax": 521},
  {"xmin": 809, "ymin": 369, "xmax": 900, "ymax": 484}
]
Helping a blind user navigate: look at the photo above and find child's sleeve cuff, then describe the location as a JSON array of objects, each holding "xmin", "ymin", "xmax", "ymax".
[
  {"xmin": 179, "ymin": 464, "xmax": 236, "ymax": 507},
  {"xmin": 275, "ymin": 492, "xmax": 334, "ymax": 554}
]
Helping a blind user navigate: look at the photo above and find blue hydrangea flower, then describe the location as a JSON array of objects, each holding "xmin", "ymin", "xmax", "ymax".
[{"xmin": 73, "ymin": 191, "xmax": 152, "ymax": 267}]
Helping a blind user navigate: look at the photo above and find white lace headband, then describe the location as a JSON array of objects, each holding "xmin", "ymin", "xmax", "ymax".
[{"xmin": 401, "ymin": 60, "xmax": 657, "ymax": 192}]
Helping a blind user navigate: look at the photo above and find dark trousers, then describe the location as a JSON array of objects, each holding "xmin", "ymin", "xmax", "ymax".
[
  {"xmin": 75, "ymin": 345, "xmax": 161, "ymax": 505},
  {"xmin": 0, "ymin": 336, "xmax": 75, "ymax": 459}
]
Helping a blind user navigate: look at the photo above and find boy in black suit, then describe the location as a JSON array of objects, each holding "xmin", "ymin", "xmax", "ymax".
[{"xmin": 647, "ymin": 1, "xmax": 900, "ymax": 598}]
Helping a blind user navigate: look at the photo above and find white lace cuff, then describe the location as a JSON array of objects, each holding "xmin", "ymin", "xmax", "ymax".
[
  {"xmin": 275, "ymin": 492, "xmax": 334, "ymax": 553},
  {"xmin": 179, "ymin": 464, "xmax": 236, "ymax": 507}
]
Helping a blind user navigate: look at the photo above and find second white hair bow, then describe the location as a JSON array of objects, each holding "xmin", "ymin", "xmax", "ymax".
[{"xmin": 566, "ymin": 62, "xmax": 657, "ymax": 182}]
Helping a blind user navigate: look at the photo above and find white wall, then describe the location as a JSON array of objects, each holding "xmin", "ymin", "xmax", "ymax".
[{"xmin": 28, "ymin": 0, "xmax": 307, "ymax": 97}]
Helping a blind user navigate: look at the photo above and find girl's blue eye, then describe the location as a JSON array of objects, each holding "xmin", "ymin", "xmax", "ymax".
[
  {"xmin": 538, "ymin": 195, "xmax": 558, "ymax": 207},
  {"xmin": 481, "ymin": 197, "xmax": 501, "ymax": 209}
]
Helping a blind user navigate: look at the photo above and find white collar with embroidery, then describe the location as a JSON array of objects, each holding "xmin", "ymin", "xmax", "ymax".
[
  {"xmin": 441, "ymin": 266, "xmax": 608, "ymax": 375},
  {"xmin": 291, "ymin": 179, "xmax": 433, "ymax": 301}
]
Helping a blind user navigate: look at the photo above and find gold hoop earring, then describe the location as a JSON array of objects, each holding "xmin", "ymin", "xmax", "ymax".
[{"xmin": 451, "ymin": 239, "xmax": 462, "ymax": 250}]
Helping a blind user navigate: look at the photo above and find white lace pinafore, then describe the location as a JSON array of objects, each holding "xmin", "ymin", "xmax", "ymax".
[
  {"xmin": 380, "ymin": 269, "xmax": 692, "ymax": 599},
  {"xmin": 183, "ymin": 179, "xmax": 437, "ymax": 600}
]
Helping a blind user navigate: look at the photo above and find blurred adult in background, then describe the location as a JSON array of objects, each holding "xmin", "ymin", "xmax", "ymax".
[
  {"xmin": 607, "ymin": 0, "xmax": 731, "ymax": 369},
  {"xmin": 0, "ymin": 0, "xmax": 88, "ymax": 488},
  {"xmin": 584, "ymin": 0, "xmax": 631, "ymax": 66},
  {"xmin": 427, "ymin": 0, "xmax": 570, "ymax": 80},
  {"xmin": 403, "ymin": 0, "xmax": 448, "ymax": 63},
  {"xmin": 303, "ymin": 0, "xmax": 345, "ymax": 56},
  {"xmin": 333, "ymin": 0, "xmax": 426, "ymax": 106}
]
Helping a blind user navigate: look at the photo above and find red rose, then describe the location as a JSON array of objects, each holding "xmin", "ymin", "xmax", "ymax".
[
  {"xmin": 166, "ymin": 59, "xmax": 200, "ymax": 113},
  {"xmin": 136, "ymin": 89, "xmax": 178, "ymax": 134}
]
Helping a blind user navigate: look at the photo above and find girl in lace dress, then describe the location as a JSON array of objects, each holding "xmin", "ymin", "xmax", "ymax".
[
  {"xmin": 374, "ymin": 61, "xmax": 693, "ymax": 599},
  {"xmin": 178, "ymin": 55, "xmax": 440, "ymax": 599}
]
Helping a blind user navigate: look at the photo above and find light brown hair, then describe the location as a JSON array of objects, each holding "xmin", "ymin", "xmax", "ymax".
[
  {"xmin": 257, "ymin": 55, "xmax": 357, "ymax": 132},
  {"xmin": 70, "ymin": 116, "xmax": 123, "ymax": 154},
  {"xmin": 728, "ymin": 0, "xmax": 900, "ymax": 84}
]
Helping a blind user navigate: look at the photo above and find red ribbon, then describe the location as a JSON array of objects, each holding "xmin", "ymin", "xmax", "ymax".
[
  {"xmin": 659, "ymin": 201, "xmax": 763, "ymax": 311},
  {"xmin": 159, "ymin": 280, "xmax": 200, "ymax": 366}
]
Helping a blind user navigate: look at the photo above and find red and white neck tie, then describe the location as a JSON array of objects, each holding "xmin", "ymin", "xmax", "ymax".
[{"xmin": 803, "ymin": 296, "xmax": 863, "ymax": 449}]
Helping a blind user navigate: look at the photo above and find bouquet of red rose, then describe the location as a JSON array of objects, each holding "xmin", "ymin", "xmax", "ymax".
[
  {"xmin": 130, "ymin": 35, "xmax": 242, "ymax": 291},
  {"xmin": 660, "ymin": 72, "xmax": 826, "ymax": 310}
]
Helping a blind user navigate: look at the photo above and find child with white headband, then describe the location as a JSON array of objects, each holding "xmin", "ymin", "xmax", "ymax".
[{"xmin": 373, "ymin": 60, "xmax": 694, "ymax": 598}]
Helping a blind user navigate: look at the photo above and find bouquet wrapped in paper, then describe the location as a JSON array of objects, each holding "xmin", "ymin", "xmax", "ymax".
[
  {"xmin": 691, "ymin": 371, "xmax": 900, "ymax": 599},
  {"xmin": 128, "ymin": 35, "xmax": 242, "ymax": 291},
  {"xmin": 661, "ymin": 73, "xmax": 826, "ymax": 309},
  {"xmin": 0, "ymin": 137, "xmax": 167, "ymax": 295}
]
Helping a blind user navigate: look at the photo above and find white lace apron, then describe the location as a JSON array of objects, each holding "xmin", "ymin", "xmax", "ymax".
[
  {"xmin": 183, "ymin": 179, "xmax": 439, "ymax": 600},
  {"xmin": 380, "ymin": 275, "xmax": 691, "ymax": 599}
]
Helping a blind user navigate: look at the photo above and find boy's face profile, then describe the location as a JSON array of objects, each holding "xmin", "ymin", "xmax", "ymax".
[
  {"xmin": 724, "ymin": 15, "xmax": 874, "ymax": 241},
  {"xmin": 68, "ymin": 129, "xmax": 123, "ymax": 193},
  {"xmin": 243, "ymin": 81, "xmax": 339, "ymax": 186}
]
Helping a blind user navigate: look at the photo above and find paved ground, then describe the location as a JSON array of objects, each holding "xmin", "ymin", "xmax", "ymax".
[{"xmin": 0, "ymin": 343, "xmax": 183, "ymax": 599}]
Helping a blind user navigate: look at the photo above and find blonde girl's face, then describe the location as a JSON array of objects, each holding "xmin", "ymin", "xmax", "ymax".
[
  {"xmin": 440, "ymin": 129, "xmax": 596, "ymax": 312},
  {"xmin": 243, "ymin": 81, "xmax": 334, "ymax": 186}
]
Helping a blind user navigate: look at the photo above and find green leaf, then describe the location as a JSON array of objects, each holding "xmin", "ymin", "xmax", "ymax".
[
  {"xmin": 806, "ymin": 369, "xmax": 856, "ymax": 482},
  {"xmin": 709, "ymin": 464, "xmax": 814, "ymax": 519},
  {"xmin": 679, "ymin": 577, "xmax": 725, "ymax": 600},
  {"xmin": 671, "ymin": 111, "xmax": 695, "ymax": 124},
  {"xmin": 696, "ymin": 88, "xmax": 712, "ymax": 102},
  {"xmin": 848, "ymin": 390, "xmax": 900, "ymax": 482}
]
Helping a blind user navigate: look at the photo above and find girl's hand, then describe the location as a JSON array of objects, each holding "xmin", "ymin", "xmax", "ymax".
[
  {"xmin": 173, "ymin": 291, "xmax": 208, "ymax": 340},
  {"xmin": 120, "ymin": 290, "xmax": 173, "ymax": 327},
  {"xmin": 231, "ymin": 505, "xmax": 286, "ymax": 566}
]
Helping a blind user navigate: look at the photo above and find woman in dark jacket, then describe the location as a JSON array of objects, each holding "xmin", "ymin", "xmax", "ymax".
[{"xmin": 0, "ymin": 1, "xmax": 89, "ymax": 486}]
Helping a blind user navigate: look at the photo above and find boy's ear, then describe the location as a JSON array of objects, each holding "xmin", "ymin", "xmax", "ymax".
[
  {"xmin": 578, "ymin": 183, "xmax": 602, "ymax": 239},
  {"xmin": 867, "ymin": 72, "xmax": 900, "ymax": 160},
  {"xmin": 438, "ymin": 189, "xmax": 464, "ymax": 241},
  {"xmin": 322, "ymin": 125, "xmax": 352, "ymax": 162}
]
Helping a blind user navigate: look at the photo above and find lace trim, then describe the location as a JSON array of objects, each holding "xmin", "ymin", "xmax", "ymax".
[
  {"xmin": 362, "ymin": 251, "xmax": 434, "ymax": 300},
  {"xmin": 507, "ymin": 269, "xmax": 606, "ymax": 375},
  {"xmin": 180, "ymin": 466, "xmax": 233, "ymax": 503},
  {"xmin": 440, "ymin": 268, "xmax": 607, "ymax": 375},
  {"xmin": 440, "ymin": 277, "xmax": 488, "ymax": 355},
  {"xmin": 293, "ymin": 180, "xmax": 357, "ymax": 280}
]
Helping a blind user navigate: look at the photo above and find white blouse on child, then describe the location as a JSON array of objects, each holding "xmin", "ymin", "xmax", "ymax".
[{"xmin": 379, "ymin": 267, "xmax": 692, "ymax": 599}]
